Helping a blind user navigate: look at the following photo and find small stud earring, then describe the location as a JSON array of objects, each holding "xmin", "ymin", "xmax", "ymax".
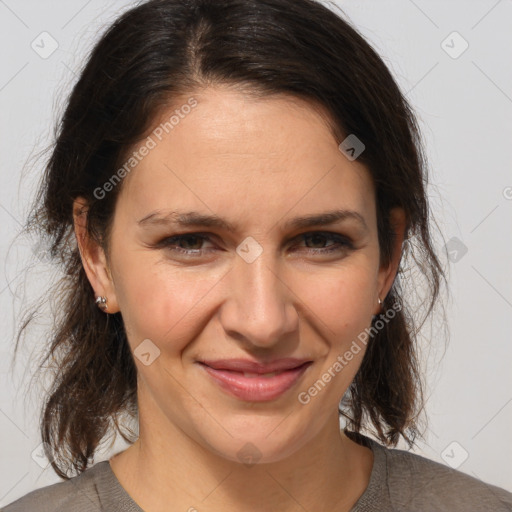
[
  {"xmin": 95, "ymin": 296, "xmax": 108, "ymax": 312},
  {"xmin": 372, "ymin": 297, "xmax": 383, "ymax": 321}
]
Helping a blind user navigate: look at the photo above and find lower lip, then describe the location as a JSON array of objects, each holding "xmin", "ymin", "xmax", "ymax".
[{"xmin": 199, "ymin": 362, "xmax": 312, "ymax": 402}]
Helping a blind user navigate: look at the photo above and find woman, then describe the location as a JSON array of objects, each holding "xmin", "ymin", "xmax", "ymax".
[{"xmin": 4, "ymin": 0, "xmax": 512, "ymax": 511}]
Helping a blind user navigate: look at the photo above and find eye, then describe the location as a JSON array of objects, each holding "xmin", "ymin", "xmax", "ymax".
[
  {"xmin": 158, "ymin": 233, "xmax": 215, "ymax": 257},
  {"xmin": 292, "ymin": 232, "xmax": 354, "ymax": 254},
  {"xmin": 156, "ymin": 231, "xmax": 353, "ymax": 258}
]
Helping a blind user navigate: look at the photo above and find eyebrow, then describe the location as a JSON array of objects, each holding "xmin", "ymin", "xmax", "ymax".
[{"xmin": 137, "ymin": 209, "xmax": 368, "ymax": 233}]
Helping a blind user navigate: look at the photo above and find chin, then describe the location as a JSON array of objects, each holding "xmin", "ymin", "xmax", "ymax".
[{"xmin": 195, "ymin": 414, "xmax": 316, "ymax": 465}]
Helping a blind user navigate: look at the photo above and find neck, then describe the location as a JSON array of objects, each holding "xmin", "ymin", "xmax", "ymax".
[{"xmin": 109, "ymin": 397, "xmax": 373, "ymax": 512}]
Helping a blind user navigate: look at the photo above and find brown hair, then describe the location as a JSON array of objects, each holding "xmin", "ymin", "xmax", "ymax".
[{"xmin": 14, "ymin": 0, "xmax": 446, "ymax": 479}]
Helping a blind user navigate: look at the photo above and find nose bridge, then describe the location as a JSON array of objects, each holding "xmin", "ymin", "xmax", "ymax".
[{"xmin": 222, "ymin": 245, "xmax": 297, "ymax": 346}]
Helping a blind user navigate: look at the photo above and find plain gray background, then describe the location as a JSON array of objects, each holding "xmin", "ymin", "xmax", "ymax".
[{"xmin": 1, "ymin": 0, "xmax": 511, "ymax": 506}]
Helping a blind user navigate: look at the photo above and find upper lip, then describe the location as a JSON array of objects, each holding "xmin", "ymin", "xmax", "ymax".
[{"xmin": 199, "ymin": 358, "xmax": 312, "ymax": 374}]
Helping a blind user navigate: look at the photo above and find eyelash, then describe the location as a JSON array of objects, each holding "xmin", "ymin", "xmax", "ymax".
[{"xmin": 156, "ymin": 231, "xmax": 354, "ymax": 258}]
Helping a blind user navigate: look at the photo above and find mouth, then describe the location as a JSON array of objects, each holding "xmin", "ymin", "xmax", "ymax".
[{"xmin": 197, "ymin": 359, "xmax": 313, "ymax": 402}]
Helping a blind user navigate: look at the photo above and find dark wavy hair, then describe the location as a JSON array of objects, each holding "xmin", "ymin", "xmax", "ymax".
[{"xmin": 13, "ymin": 0, "xmax": 447, "ymax": 479}]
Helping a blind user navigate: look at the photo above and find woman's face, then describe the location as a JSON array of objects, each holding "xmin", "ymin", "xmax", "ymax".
[{"xmin": 79, "ymin": 86, "xmax": 402, "ymax": 463}]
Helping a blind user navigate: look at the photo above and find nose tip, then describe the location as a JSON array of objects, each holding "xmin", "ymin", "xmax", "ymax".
[{"xmin": 219, "ymin": 258, "xmax": 299, "ymax": 349}]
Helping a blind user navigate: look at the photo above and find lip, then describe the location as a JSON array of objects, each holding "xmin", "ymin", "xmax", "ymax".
[
  {"xmin": 200, "ymin": 358, "xmax": 311, "ymax": 373},
  {"xmin": 198, "ymin": 358, "xmax": 313, "ymax": 402}
]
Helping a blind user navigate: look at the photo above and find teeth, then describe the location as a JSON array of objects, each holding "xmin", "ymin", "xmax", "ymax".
[{"xmin": 243, "ymin": 371, "xmax": 280, "ymax": 378}]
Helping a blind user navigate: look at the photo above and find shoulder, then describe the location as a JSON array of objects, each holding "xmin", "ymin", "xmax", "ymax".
[
  {"xmin": 1, "ymin": 461, "xmax": 111, "ymax": 512},
  {"xmin": 373, "ymin": 439, "xmax": 512, "ymax": 511}
]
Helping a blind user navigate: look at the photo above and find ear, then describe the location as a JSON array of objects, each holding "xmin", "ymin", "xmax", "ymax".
[
  {"xmin": 374, "ymin": 207, "xmax": 406, "ymax": 315},
  {"xmin": 73, "ymin": 197, "xmax": 120, "ymax": 314}
]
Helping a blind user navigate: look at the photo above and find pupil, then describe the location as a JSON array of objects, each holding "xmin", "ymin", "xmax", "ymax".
[
  {"xmin": 308, "ymin": 234, "xmax": 325, "ymax": 248},
  {"xmin": 184, "ymin": 236, "xmax": 201, "ymax": 249}
]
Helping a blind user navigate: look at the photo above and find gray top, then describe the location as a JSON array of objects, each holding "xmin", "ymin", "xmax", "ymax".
[{"xmin": 3, "ymin": 434, "xmax": 512, "ymax": 511}]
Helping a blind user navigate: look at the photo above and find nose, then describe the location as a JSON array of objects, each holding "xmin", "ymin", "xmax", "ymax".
[{"xmin": 219, "ymin": 249, "xmax": 299, "ymax": 349}]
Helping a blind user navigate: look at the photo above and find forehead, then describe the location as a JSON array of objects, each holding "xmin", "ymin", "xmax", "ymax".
[{"xmin": 115, "ymin": 86, "xmax": 375, "ymax": 230}]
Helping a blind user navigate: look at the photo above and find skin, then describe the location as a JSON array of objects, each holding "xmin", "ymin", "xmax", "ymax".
[{"xmin": 73, "ymin": 85, "xmax": 405, "ymax": 512}]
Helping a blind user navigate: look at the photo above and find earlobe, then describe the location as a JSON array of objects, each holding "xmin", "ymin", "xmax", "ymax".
[{"xmin": 72, "ymin": 197, "xmax": 120, "ymax": 314}]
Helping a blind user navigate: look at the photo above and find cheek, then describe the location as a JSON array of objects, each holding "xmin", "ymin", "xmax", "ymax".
[
  {"xmin": 291, "ymin": 260, "xmax": 377, "ymax": 337},
  {"xmin": 113, "ymin": 251, "xmax": 225, "ymax": 350}
]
